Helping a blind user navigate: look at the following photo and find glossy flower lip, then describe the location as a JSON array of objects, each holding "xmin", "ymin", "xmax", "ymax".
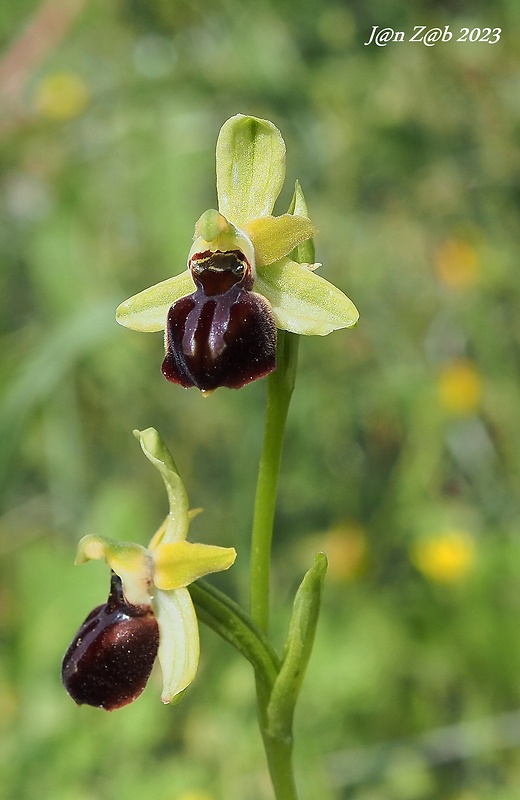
[
  {"xmin": 64, "ymin": 428, "xmax": 236, "ymax": 706},
  {"xmin": 160, "ymin": 213, "xmax": 278, "ymax": 391},
  {"xmin": 115, "ymin": 114, "xmax": 359, "ymax": 340},
  {"xmin": 62, "ymin": 572, "xmax": 160, "ymax": 711}
]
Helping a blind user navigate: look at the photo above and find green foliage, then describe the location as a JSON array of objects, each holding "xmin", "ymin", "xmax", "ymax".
[{"xmin": 1, "ymin": 0, "xmax": 520, "ymax": 798}]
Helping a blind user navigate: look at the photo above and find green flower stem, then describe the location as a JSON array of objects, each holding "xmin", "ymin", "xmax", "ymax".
[
  {"xmin": 260, "ymin": 732, "xmax": 299, "ymax": 800},
  {"xmin": 189, "ymin": 579, "xmax": 280, "ymax": 690},
  {"xmin": 191, "ymin": 329, "xmax": 305, "ymax": 800},
  {"xmin": 190, "ymin": 579, "xmax": 299, "ymax": 800},
  {"xmin": 250, "ymin": 330, "xmax": 299, "ymax": 634},
  {"xmin": 249, "ymin": 329, "xmax": 300, "ymax": 800}
]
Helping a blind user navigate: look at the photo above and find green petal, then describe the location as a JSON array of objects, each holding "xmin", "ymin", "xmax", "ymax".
[
  {"xmin": 134, "ymin": 428, "xmax": 190, "ymax": 544},
  {"xmin": 116, "ymin": 271, "xmax": 195, "ymax": 332},
  {"xmin": 154, "ymin": 587, "xmax": 200, "ymax": 703},
  {"xmin": 216, "ymin": 114, "xmax": 286, "ymax": 227},
  {"xmin": 255, "ymin": 258, "xmax": 359, "ymax": 335},
  {"xmin": 154, "ymin": 541, "xmax": 236, "ymax": 590},
  {"xmin": 242, "ymin": 214, "xmax": 317, "ymax": 267},
  {"xmin": 75, "ymin": 534, "xmax": 153, "ymax": 606}
]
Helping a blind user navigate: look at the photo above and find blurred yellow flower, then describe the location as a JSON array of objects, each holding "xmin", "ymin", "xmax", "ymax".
[
  {"xmin": 322, "ymin": 523, "xmax": 367, "ymax": 581},
  {"xmin": 435, "ymin": 238, "xmax": 479, "ymax": 289},
  {"xmin": 34, "ymin": 72, "xmax": 89, "ymax": 120},
  {"xmin": 437, "ymin": 359, "xmax": 482, "ymax": 416},
  {"xmin": 411, "ymin": 530, "xmax": 476, "ymax": 583}
]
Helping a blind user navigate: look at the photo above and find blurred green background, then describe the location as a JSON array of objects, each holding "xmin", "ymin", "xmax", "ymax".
[{"xmin": 2, "ymin": 1, "xmax": 520, "ymax": 798}]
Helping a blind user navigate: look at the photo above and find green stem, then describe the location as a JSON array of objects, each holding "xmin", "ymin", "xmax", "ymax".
[
  {"xmin": 193, "ymin": 331, "xmax": 301, "ymax": 800},
  {"xmin": 261, "ymin": 731, "xmax": 299, "ymax": 800},
  {"xmin": 189, "ymin": 579, "xmax": 279, "ymax": 690},
  {"xmin": 250, "ymin": 330, "xmax": 300, "ymax": 800},
  {"xmin": 190, "ymin": 581, "xmax": 299, "ymax": 799},
  {"xmin": 250, "ymin": 331, "xmax": 299, "ymax": 633}
]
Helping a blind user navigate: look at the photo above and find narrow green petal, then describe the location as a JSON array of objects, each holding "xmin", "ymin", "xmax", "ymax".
[
  {"xmin": 134, "ymin": 428, "xmax": 190, "ymax": 544},
  {"xmin": 116, "ymin": 271, "xmax": 195, "ymax": 332},
  {"xmin": 154, "ymin": 541, "xmax": 237, "ymax": 590},
  {"xmin": 216, "ymin": 114, "xmax": 286, "ymax": 226},
  {"xmin": 154, "ymin": 587, "xmax": 200, "ymax": 703},
  {"xmin": 255, "ymin": 258, "xmax": 359, "ymax": 336},
  {"xmin": 75, "ymin": 534, "xmax": 153, "ymax": 606},
  {"xmin": 242, "ymin": 215, "xmax": 317, "ymax": 267}
]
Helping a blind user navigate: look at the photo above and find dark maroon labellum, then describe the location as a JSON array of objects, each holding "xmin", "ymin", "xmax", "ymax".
[
  {"xmin": 61, "ymin": 573, "xmax": 159, "ymax": 711},
  {"xmin": 162, "ymin": 250, "xmax": 277, "ymax": 391}
]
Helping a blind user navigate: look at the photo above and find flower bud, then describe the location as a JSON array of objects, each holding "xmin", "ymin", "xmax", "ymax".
[{"xmin": 62, "ymin": 573, "xmax": 159, "ymax": 711}]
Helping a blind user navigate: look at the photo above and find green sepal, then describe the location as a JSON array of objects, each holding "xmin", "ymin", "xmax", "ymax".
[
  {"xmin": 255, "ymin": 258, "xmax": 359, "ymax": 335},
  {"xmin": 216, "ymin": 114, "xmax": 286, "ymax": 226},
  {"xmin": 115, "ymin": 270, "xmax": 195, "ymax": 332},
  {"xmin": 288, "ymin": 181, "xmax": 315, "ymax": 264},
  {"xmin": 133, "ymin": 428, "xmax": 190, "ymax": 543},
  {"xmin": 242, "ymin": 214, "xmax": 316, "ymax": 266},
  {"xmin": 266, "ymin": 553, "xmax": 328, "ymax": 740}
]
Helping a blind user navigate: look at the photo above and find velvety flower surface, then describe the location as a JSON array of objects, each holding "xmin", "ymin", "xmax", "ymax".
[
  {"xmin": 62, "ymin": 428, "xmax": 236, "ymax": 709},
  {"xmin": 116, "ymin": 114, "xmax": 359, "ymax": 391}
]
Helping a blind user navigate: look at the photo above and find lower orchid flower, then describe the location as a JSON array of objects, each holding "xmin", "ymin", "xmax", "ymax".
[
  {"xmin": 61, "ymin": 427, "xmax": 236, "ymax": 710},
  {"xmin": 115, "ymin": 114, "xmax": 359, "ymax": 393}
]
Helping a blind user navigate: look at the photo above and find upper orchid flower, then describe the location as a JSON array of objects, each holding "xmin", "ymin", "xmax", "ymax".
[
  {"xmin": 61, "ymin": 428, "xmax": 236, "ymax": 710},
  {"xmin": 115, "ymin": 114, "xmax": 358, "ymax": 392}
]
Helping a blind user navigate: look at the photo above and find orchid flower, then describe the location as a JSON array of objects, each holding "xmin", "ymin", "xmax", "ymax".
[
  {"xmin": 62, "ymin": 428, "xmax": 236, "ymax": 710},
  {"xmin": 115, "ymin": 114, "xmax": 358, "ymax": 392}
]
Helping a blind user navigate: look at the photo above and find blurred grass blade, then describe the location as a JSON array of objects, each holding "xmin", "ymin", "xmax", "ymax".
[{"xmin": 0, "ymin": 300, "xmax": 117, "ymax": 491}]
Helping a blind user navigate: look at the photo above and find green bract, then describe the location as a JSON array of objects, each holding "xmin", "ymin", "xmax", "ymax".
[
  {"xmin": 115, "ymin": 114, "xmax": 358, "ymax": 337},
  {"xmin": 75, "ymin": 428, "xmax": 236, "ymax": 704}
]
